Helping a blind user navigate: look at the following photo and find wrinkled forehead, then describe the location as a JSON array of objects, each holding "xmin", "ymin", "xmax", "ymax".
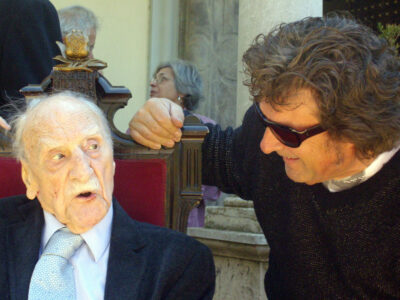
[
  {"xmin": 264, "ymin": 88, "xmax": 320, "ymax": 114},
  {"xmin": 22, "ymin": 99, "xmax": 106, "ymax": 154}
]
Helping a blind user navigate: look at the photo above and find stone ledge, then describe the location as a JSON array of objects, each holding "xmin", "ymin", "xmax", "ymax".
[
  {"xmin": 188, "ymin": 228, "xmax": 269, "ymax": 262},
  {"xmin": 224, "ymin": 196, "xmax": 254, "ymax": 208},
  {"xmin": 205, "ymin": 206, "xmax": 263, "ymax": 233},
  {"xmin": 188, "ymin": 227, "xmax": 267, "ymax": 245},
  {"xmin": 206, "ymin": 206, "xmax": 258, "ymax": 219},
  {"xmin": 205, "ymin": 215, "xmax": 263, "ymax": 233}
]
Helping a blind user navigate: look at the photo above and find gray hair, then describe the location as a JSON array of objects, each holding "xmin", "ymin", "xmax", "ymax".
[
  {"xmin": 11, "ymin": 91, "xmax": 112, "ymax": 162},
  {"xmin": 58, "ymin": 5, "xmax": 98, "ymax": 38},
  {"xmin": 155, "ymin": 60, "xmax": 203, "ymax": 111}
]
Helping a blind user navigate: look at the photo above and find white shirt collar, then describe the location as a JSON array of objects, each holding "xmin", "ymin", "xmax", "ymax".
[
  {"xmin": 323, "ymin": 144, "xmax": 400, "ymax": 192},
  {"xmin": 42, "ymin": 203, "xmax": 113, "ymax": 262}
]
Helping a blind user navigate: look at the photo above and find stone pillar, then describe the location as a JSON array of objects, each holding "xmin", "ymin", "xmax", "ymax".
[
  {"xmin": 178, "ymin": 0, "xmax": 239, "ymax": 129},
  {"xmin": 188, "ymin": 197, "xmax": 269, "ymax": 300},
  {"xmin": 235, "ymin": 0, "xmax": 323, "ymax": 126},
  {"xmin": 149, "ymin": 0, "xmax": 180, "ymax": 79}
]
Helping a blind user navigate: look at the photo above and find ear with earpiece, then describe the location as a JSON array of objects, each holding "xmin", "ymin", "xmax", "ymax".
[{"xmin": 21, "ymin": 162, "xmax": 39, "ymax": 200}]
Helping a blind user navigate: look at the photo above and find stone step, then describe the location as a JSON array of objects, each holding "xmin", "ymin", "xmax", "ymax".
[
  {"xmin": 188, "ymin": 228, "xmax": 267, "ymax": 245},
  {"xmin": 206, "ymin": 206, "xmax": 257, "ymax": 220},
  {"xmin": 223, "ymin": 196, "xmax": 254, "ymax": 208},
  {"xmin": 205, "ymin": 206, "xmax": 263, "ymax": 233}
]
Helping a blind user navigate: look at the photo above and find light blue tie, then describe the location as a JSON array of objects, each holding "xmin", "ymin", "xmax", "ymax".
[{"xmin": 28, "ymin": 227, "xmax": 84, "ymax": 300}]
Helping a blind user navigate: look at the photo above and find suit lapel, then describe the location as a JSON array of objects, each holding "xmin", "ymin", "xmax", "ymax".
[
  {"xmin": 6, "ymin": 198, "xmax": 150, "ymax": 300},
  {"xmin": 104, "ymin": 200, "xmax": 148, "ymax": 300},
  {"xmin": 7, "ymin": 198, "xmax": 43, "ymax": 300}
]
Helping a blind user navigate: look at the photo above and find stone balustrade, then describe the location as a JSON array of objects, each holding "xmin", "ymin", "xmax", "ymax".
[{"xmin": 188, "ymin": 196, "xmax": 269, "ymax": 300}]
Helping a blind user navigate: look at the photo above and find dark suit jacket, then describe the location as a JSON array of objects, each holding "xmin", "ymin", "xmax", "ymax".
[
  {"xmin": 0, "ymin": 195, "xmax": 215, "ymax": 299},
  {"xmin": 0, "ymin": 0, "xmax": 61, "ymax": 115}
]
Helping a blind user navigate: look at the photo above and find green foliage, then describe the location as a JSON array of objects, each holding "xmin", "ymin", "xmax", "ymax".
[{"xmin": 377, "ymin": 22, "xmax": 400, "ymax": 51}]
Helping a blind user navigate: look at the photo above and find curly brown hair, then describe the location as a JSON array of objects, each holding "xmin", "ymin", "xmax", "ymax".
[{"xmin": 243, "ymin": 13, "xmax": 400, "ymax": 159}]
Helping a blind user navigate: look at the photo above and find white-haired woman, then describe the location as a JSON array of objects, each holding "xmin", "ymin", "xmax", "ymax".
[{"xmin": 149, "ymin": 59, "xmax": 220, "ymax": 227}]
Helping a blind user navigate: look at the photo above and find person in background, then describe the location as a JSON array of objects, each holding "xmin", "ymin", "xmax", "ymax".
[
  {"xmin": 129, "ymin": 14, "xmax": 400, "ymax": 298},
  {"xmin": 0, "ymin": 91, "xmax": 215, "ymax": 299},
  {"xmin": 144, "ymin": 60, "xmax": 221, "ymax": 227},
  {"xmin": 0, "ymin": 0, "xmax": 61, "ymax": 118},
  {"xmin": 58, "ymin": 5, "xmax": 98, "ymax": 59}
]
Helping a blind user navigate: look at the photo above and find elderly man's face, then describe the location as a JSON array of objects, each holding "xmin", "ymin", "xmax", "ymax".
[
  {"xmin": 259, "ymin": 89, "xmax": 368, "ymax": 185},
  {"xmin": 21, "ymin": 98, "xmax": 115, "ymax": 234}
]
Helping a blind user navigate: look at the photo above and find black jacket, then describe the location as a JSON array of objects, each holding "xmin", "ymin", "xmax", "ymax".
[
  {"xmin": 203, "ymin": 105, "xmax": 400, "ymax": 299},
  {"xmin": 0, "ymin": 196, "xmax": 215, "ymax": 299},
  {"xmin": 0, "ymin": 0, "xmax": 61, "ymax": 116}
]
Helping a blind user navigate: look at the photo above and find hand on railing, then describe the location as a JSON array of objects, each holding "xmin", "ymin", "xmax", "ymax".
[{"xmin": 128, "ymin": 98, "xmax": 184, "ymax": 149}]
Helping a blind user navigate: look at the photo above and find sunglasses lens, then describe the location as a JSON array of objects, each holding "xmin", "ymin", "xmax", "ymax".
[
  {"xmin": 255, "ymin": 102, "xmax": 323, "ymax": 148},
  {"xmin": 270, "ymin": 125, "xmax": 300, "ymax": 148}
]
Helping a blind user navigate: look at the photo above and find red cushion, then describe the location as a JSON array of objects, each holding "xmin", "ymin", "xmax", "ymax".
[
  {"xmin": 114, "ymin": 159, "xmax": 166, "ymax": 227},
  {"xmin": 0, "ymin": 157, "xmax": 26, "ymax": 198}
]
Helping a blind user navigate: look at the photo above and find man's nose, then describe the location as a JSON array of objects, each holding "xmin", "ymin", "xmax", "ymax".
[
  {"xmin": 70, "ymin": 150, "xmax": 93, "ymax": 181},
  {"xmin": 259, "ymin": 127, "xmax": 284, "ymax": 154},
  {"xmin": 150, "ymin": 79, "xmax": 157, "ymax": 87}
]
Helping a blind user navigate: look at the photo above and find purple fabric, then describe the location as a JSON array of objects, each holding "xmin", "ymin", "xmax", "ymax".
[{"xmin": 188, "ymin": 113, "xmax": 221, "ymax": 227}]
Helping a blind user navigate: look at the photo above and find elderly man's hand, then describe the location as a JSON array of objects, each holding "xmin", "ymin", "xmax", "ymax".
[
  {"xmin": 129, "ymin": 98, "xmax": 184, "ymax": 149},
  {"xmin": 0, "ymin": 116, "xmax": 10, "ymax": 131}
]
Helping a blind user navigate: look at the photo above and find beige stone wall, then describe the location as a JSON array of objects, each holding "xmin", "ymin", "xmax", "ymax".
[
  {"xmin": 52, "ymin": 0, "xmax": 151, "ymax": 132},
  {"xmin": 179, "ymin": 0, "xmax": 239, "ymax": 129},
  {"xmin": 214, "ymin": 256, "xmax": 268, "ymax": 300}
]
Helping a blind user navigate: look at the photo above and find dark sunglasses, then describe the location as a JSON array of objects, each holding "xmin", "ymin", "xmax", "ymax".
[{"xmin": 254, "ymin": 102, "xmax": 326, "ymax": 148}]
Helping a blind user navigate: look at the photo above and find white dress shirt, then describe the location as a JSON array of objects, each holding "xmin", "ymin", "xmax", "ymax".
[{"xmin": 41, "ymin": 204, "xmax": 113, "ymax": 300}]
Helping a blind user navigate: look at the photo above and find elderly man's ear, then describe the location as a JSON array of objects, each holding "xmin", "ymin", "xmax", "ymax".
[{"xmin": 21, "ymin": 163, "xmax": 39, "ymax": 200}]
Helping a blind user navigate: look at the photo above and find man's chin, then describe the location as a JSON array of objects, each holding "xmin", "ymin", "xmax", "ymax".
[
  {"xmin": 68, "ymin": 201, "xmax": 109, "ymax": 233},
  {"xmin": 285, "ymin": 167, "xmax": 309, "ymax": 185},
  {"xmin": 286, "ymin": 171, "xmax": 319, "ymax": 185},
  {"xmin": 68, "ymin": 214, "xmax": 105, "ymax": 234}
]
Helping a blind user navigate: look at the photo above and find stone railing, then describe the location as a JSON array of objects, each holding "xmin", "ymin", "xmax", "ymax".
[{"xmin": 188, "ymin": 196, "xmax": 269, "ymax": 300}]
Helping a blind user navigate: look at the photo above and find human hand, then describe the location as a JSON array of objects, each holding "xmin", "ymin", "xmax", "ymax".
[
  {"xmin": 0, "ymin": 116, "xmax": 10, "ymax": 131},
  {"xmin": 129, "ymin": 98, "xmax": 184, "ymax": 149}
]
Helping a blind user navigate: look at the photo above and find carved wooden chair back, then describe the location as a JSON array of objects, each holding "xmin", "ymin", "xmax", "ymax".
[{"xmin": 0, "ymin": 59, "xmax": 207, "ymax": 232}]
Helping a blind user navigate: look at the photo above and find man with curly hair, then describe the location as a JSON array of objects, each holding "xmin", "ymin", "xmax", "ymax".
[{"xmin": 129, "ymin": 14, "xmax": 400, "ymax": 298}]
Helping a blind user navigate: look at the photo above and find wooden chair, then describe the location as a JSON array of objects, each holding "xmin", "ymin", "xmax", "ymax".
[{"xmin": 0, "ymin": 48, "xmax": 208, "ymax": 232}]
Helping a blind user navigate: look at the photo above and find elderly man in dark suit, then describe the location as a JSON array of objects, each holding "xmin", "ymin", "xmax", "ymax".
[{"xmin": 0, "ymin": 92, "xmax": 215, "ymax": 300}]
